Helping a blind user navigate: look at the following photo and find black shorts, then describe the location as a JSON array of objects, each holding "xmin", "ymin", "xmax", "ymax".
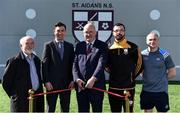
[{"xmin": 140, "ymin": 90, "xmax": 170, "ymax": 112}]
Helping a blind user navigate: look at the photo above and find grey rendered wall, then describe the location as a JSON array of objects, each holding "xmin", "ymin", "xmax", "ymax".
[{"xmin": 0, "ymin": 0, "xmax": 180, "ymax": 80}]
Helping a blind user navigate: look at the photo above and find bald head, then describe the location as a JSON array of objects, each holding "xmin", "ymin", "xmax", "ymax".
[
  {"xmin": 83, "ymin": 22, "xmax": 96, "ymax": 32},
  {"xmin": 83, "ymin": 22, "xmax": 97, "ymax": 43}
]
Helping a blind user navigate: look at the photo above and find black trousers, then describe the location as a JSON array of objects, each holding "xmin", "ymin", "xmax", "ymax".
[
  {"xmin": 76, "ymin": 89, "xmax": 104, "ymax": 113},
  {"xmin": 108, "ymin": 88, "xmax": 135, "ymax": 112},
  {"xmin": 10, "ymin": 89, "xmax": 44, "ymax": 112},
  {"xmin": 46, "ymin": 91, "xmax": 71, "ymax": 113}
]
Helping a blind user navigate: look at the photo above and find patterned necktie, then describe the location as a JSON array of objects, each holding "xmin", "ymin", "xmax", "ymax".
[
  {"xmin": 58, "ymin": 42, "xmax": 64, "ymax": 59},
  {"xmin": 86, "ymin": 43, "xmax": 92, "ymax": 54}
]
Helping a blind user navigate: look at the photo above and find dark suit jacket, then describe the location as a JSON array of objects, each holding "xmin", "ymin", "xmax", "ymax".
[
  {"xmin": 41, "ymin": 40, "xmax": 74, "ymax": 90},
  {"xmin": 73, "ymin": 39, "xmax": 108, "ymax": 89},
  {"xmin": 2, "ymin": 52, "xmax": 44, "ymax": 112}
]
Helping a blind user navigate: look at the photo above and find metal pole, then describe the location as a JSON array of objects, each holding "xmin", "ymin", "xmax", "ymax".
[
  {"xmin": 124, "ymin": 90, "xmax": 130, "ymax": 112},
  {"xmin": 28, "ymin": 89, "xmax": 34, "ymax": 113}
]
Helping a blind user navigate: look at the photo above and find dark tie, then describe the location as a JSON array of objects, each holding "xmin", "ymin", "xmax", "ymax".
[
  {"xmin": 86, "ymin": 43, "xmax": 92, "ymax": 54},
  {"xmin": 58, "ymin": 42, "xmax": 64, "ymax": 59}
]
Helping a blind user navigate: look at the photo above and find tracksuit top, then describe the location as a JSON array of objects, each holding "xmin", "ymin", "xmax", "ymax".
[{"xmin": 107, "ymin": 38, "xmax": 142, "ymax": 88}]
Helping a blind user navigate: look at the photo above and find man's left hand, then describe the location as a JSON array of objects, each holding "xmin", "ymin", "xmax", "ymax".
[{"xmin": 85, "ymin": 76, "xmax": 97, "ymax": 88}]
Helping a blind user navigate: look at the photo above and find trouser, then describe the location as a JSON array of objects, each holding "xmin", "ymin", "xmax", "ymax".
[
  {"xmin": 76, "ymin": 89, "xmax": 104, "ymax": 113},
  {"xmin": 46, "ymin": 91, "xmax": 71, "ymax": 113},
  {"xmin": 108, "ymin": 88, "xmax": 135, "ymax": 112},
  {"xmin": 10, "ymin": 89, "xmax": 44, "ymax": 112}
]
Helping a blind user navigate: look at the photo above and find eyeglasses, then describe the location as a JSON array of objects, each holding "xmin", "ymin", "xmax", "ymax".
[{"xmin": 113, "ymin": 29, "xmax": 125, "ymax": 33}]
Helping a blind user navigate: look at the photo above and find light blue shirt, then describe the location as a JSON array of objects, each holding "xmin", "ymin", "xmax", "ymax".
[{"xmin": 24, "ymin": 53, "xmax": 39, "ymax": 91}]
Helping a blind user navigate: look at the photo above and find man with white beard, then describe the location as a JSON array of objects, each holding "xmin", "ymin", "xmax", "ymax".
[{"xmin": 2, "ymin": 36, "xmax": 44, "ymax": 112}]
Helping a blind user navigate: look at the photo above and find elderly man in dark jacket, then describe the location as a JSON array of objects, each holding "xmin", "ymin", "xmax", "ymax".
[{"xmin": 2, "ymin": 36, "xmax": 44, "ymax": 112}]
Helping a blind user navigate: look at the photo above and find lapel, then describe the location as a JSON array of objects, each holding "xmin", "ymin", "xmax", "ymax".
[
  {"xmin": 63, "ymin": 41, "xmax": 68, "ymax": 62},
  {"xmin": 52, "ymin": 41, "xmax": 63, "ymax": 63},
  {"xmin": 86, "ymin": 40, "xmax": 99, "ymax": 62},
  {"xmin": 53, "ymin": 40, "xmax": 60, "ymax": 54},
  {"xmin": 18, "ymin": 52, "xmax": 32, "ymax": 88},
  {"xmin": 33, "ymin": 56, "xmax": 40, "ymax": 75},
  {"xmin": 18, "ymin": 52, "xmax": 30, "ymax": 69}
]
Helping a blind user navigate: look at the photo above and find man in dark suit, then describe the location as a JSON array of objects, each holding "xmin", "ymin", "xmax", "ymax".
[
  {"xmin": 73, "ymin": 22, "xmax": 108, "ymax": 112},
  {"xmin": 41, "ymin": 22, "xmax": 74, "ymax": 112},
  {"xmin": 2, "ymin": 36, "xmax": 44, "ymax": 112}
]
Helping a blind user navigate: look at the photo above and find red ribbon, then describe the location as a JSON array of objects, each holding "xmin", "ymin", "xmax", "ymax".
[
  {"xmin": 31, "ymin": 87, "xmax": 126, "ymax": 99},
  {"xmin": 92, "ymin": 87, "xmax": 125, "ymax": 98},
  {"xmin": 32, "ymin": 88, "xmax": 72, "ymax": 97}
]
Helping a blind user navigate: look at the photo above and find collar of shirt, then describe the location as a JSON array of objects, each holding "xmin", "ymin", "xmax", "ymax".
[
  {"xmin": 22, "ymin": 52, "xmax": 35, "ymax": 60},
  {"xmin": 55, "ymin": 39, "xmax": 64, "ymax": 43},
  {"xmin": 147, "ymin": 47, "xmax": 159, "ymax": 53},
  {"xmin": 86, "ymin": 39, "xmax": 95, "ymax": 45}
]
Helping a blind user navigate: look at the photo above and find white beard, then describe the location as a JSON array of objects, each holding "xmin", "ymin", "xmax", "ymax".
[{"xmin": 25, "ymin": 49, "xmax": 33, "ymax": 55}]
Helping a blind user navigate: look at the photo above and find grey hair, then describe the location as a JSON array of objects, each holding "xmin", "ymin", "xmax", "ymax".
[
  {"xmin": 19, "ymin": 36, "xmax": 34, "ymax": 45},
  {"xmin": 83, "ymin": 21, "xmax": 96, "ymax": 31},
  {"xmin": 146, "ymin": 31, "xmax": 159, "ymax": 40}
]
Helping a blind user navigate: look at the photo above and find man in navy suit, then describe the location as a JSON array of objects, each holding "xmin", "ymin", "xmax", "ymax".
[
  {"xmin": 73, "ymin": 22, "xmax": 108, "ymax": 112},
  {"xmin": 41, "ymin": 22, "xmax": 74, "ymax": 112}
]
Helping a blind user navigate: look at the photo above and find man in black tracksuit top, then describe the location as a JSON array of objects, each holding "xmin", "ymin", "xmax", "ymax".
[{"xmin": 106, "ymin": 23, "xmax": 142, "ymax": 112}]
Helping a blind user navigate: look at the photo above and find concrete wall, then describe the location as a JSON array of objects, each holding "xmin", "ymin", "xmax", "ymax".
[{"xmin": 0, "ymin": 0, "xmax": 179, "ymax": 80}]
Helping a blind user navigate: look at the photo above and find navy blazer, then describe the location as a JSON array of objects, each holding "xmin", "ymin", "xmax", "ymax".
[
  {"xmin": 73, "ymin": 39, "xmax": 108, "ymax": 89},
  {"xmin": 41, "ymin": 40, "xmax": 74, "ymax": 90}
]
